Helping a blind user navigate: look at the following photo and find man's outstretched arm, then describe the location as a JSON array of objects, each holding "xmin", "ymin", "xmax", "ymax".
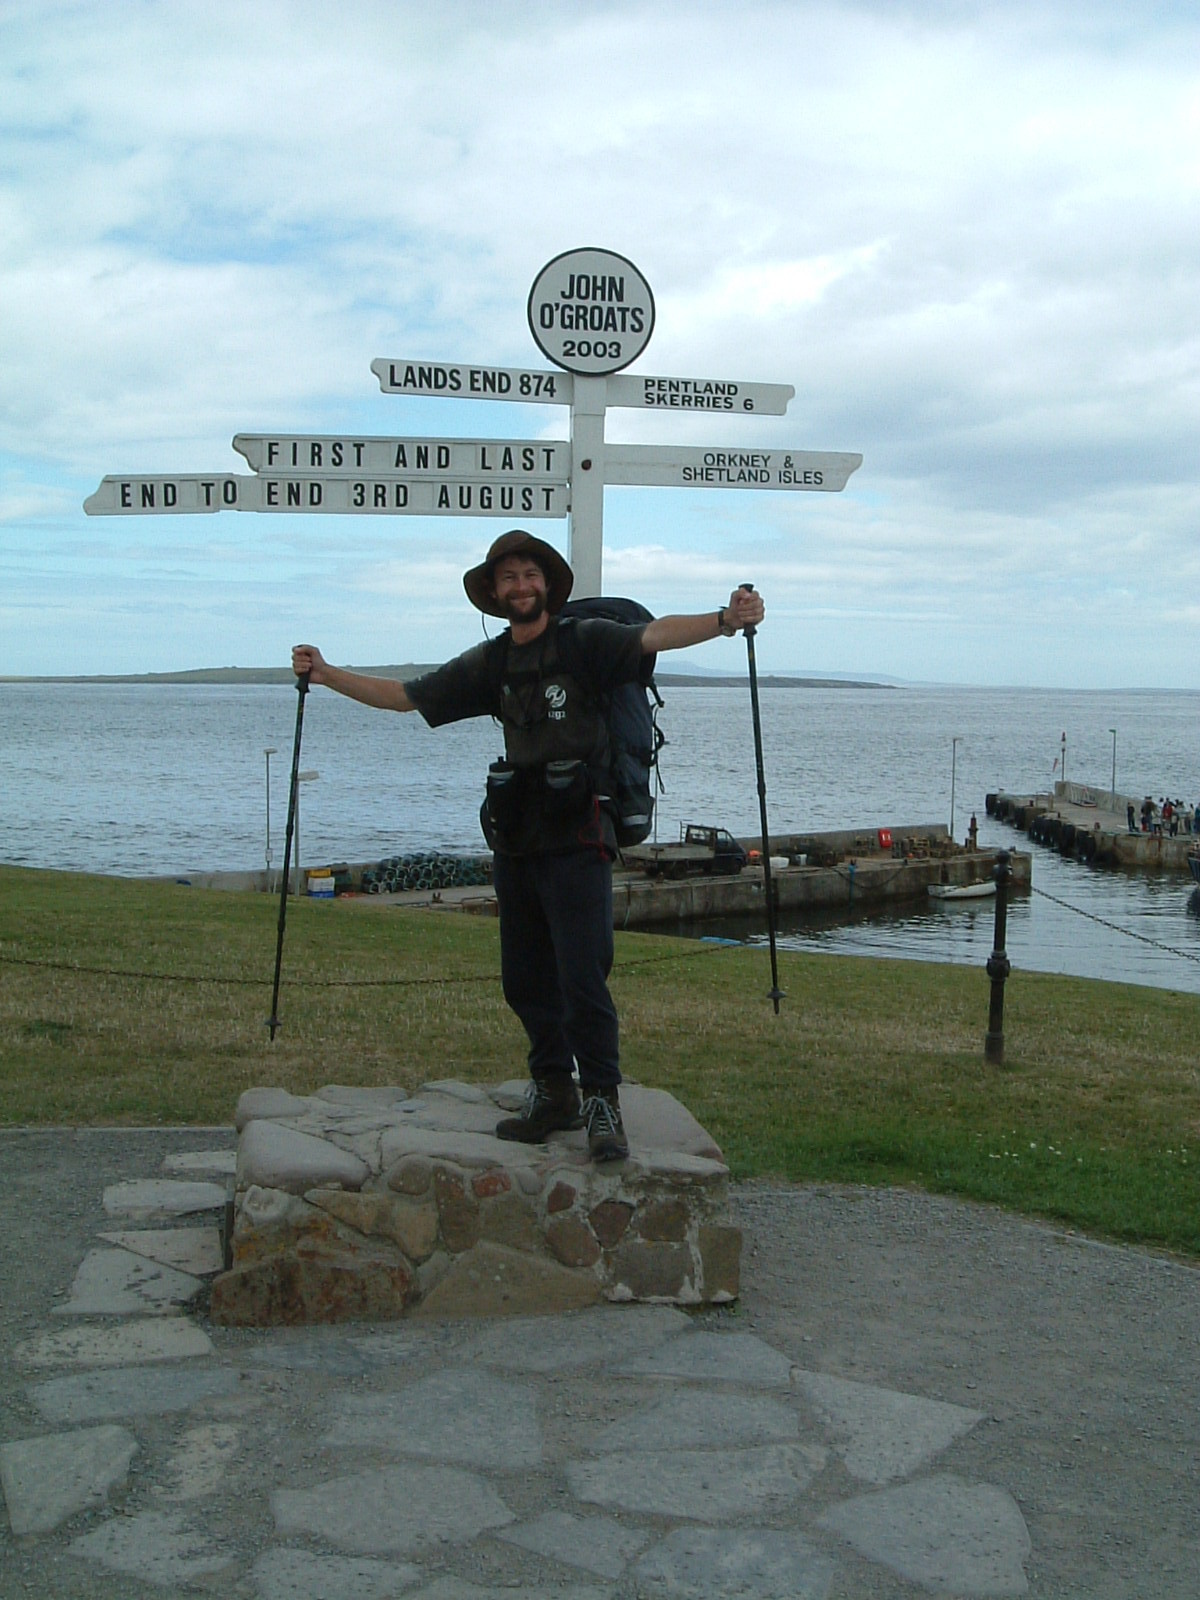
[
  {"xmin": 291, "ymin": 645, "xmax": 415, "ymax": 713},
  {"xmin": 640, "ymin": 585, "xmax": 764, "ymax": 654}
]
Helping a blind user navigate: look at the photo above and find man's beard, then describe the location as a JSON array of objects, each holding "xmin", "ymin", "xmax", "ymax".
[{"xmin": 502, "ymin": 591, "xmax": 547, "ymax": 624}]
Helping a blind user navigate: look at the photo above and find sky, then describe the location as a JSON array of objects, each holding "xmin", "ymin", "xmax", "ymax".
[{"xmin": 2, "ymin": 0, "xmax": 1199, "ymax": 686}]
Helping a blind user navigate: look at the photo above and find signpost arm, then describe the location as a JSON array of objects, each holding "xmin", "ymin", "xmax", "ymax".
[{"xmin": 568, "ymin": 376, "xmax": 608, "ymax": 598}]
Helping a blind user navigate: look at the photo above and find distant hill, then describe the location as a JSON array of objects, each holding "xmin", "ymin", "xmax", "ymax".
[
  {"xmin": 3, "ymin": 665, "xmax": 892, "ymax": 689},
  {"xmin": 0, "ymin": 665, "xmax": 430, "ymax": 685}
]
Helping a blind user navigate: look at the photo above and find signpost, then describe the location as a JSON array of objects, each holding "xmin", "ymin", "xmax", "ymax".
[{"xmin": 85, "ymin": 245, "xmax": 862, "ymax": 597}]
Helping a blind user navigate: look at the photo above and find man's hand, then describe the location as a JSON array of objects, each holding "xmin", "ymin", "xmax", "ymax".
[
  {"xmin": 292, "ymin": 644, "xmax": 328, "ymax": 684},
  {"xmin": 726, "ymin": 586, "xmax": 765, "ymax": 632}
]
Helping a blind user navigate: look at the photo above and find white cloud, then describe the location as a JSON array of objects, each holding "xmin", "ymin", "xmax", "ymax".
[{"xmin": 1, "ymin": 0, "xmax": 1198, "ymax": 682}]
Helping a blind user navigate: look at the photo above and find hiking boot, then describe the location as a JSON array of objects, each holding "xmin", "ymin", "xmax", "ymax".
[
  {"xmin": 582, "ymin": 1087, "xmax": 630, "ymax": 1162},
  {"xmin": 495, "ymin": 1076, "xmax": 582, "ymax": 1143}
]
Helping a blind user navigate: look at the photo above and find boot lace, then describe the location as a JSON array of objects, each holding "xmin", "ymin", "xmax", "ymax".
[{"xmin": 582, "ymin": 1092, "xmax": 620, "ymax": 1138}]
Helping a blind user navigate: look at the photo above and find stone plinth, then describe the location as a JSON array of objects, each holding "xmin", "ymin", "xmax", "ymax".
[{"xmin": 210, "ymin": 1081, "xmax": 740, "ymax": 1325}]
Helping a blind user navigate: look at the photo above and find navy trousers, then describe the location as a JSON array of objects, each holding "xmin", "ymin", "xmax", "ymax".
[{"xmin": 491, "ymin": 848, "xmax": 620, "ymax": 1092}]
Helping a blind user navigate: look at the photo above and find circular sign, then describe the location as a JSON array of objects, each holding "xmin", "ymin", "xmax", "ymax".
[{"xmin": 527, "ymin": 247, "xmax": 655, "ymax": 376}]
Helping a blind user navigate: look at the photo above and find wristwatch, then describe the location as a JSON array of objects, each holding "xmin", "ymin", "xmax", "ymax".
[{"xmin": 716, "ymin": 607, "xmax": 737, "ymax": 637}]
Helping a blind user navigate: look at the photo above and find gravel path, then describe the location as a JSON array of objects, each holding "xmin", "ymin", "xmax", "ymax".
[{"xmin": 1, "ymin": 1129, "xmax": 1198, "ymax": 1598}]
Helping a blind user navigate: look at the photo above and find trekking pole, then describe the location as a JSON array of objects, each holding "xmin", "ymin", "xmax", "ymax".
[
  {"xmin": 740, "ymin": 583, "xmax": 784, "ymax": 1013},
  {"xmin": 267, "ymin": 671, "xmax": 309, "ymax": 1040}
]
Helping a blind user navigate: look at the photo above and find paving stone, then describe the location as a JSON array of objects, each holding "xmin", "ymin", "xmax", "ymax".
[
  {"xmin": 818, "ymin": 1473, "xmax": 1032, "ymax": 1596},
  {"xmin": 613, "ymin": 1329, "xmax": 794, "ymax": 1387},
  {"xmin": 793, "ymin": 1369, "xmax": 984, "ymax": 1483},
  {"xmin": 408, "ymin": 1581, "xmax": 607, "ymax": 1600},
  {"xmin": 158, "ymin": 1421, "xmax": 240, "ymax": 1501},
  {"xmin": 238, "ymin": 1119, "xmax": 369, "ymax": 1194},
  {"xmin": 30, "ymin": 1364, "xmax": 239, "ymax": 1424},
  {"xmin": 53, "ymin": 1246, "xmax": 204, "ymax": 1315},
  {"xmin": 0, "ymin": 1425, "xmax": 137, "ymax": 1535},
  {"xmin": 98, "ymin": 1225, "xmax": 224, "ymax": 1276},
  {"xmin": 102, "ymin": 1177, "xmax": 226, "ymax": 1220},
  {"xmin": 594, "ymin": 1388, "xmax": 804, "ymax": 1453},
  {"xmin": 633, "ymin": 1526, "xmax": 837, "ymax": 1600},
  {"xmin": 567, "ymin": 1441, "xmax": 825, "ymax": 1521},
  {"xmin": 324, "ymin": 1367, "xmax": 543, "ymax": 1468},
  {"xmin": 271, "ymin": 1464, "xmax": 514, "ymax": 1555},
  {"xmin": 499, "ymin": 1509, "xmax": 651, "ymax": 1579},
  {"xmin": 162, "ymin": 1149, "xmax": 237, "ymax": 1175},
  {"xmin": 252, "ymin": 1546, "xmax": 423, "ymax": 1600},
  {"xmin": 69, "ymin": 1508, "xmax": 235, "ymax": 1585},
  {"xmin": 462, "ymin": 1304, "xmax": 690, "ymax": 1372},
  {"xmin": 14, "ymin": 1318, "xmax": 214, "ymax": 1369},
  {"xmin": 241, "ymin": 1332, "xmax": 386, "ymax": 1377}
]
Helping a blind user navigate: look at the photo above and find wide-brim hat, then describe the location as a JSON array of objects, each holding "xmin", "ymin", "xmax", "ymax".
[{"xmin": 463, "ymin": 529, "xmax": 574, "ymax": 618}]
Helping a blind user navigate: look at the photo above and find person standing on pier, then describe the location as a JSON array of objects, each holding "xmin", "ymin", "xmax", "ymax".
[{"xmin": 292, "ymin": 530, "xmax": 764, "ymax": 1163}]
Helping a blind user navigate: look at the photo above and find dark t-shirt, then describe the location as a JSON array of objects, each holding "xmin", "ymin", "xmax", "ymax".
[{"xmin": 405, "ymin": 617, "xmax": 647, "ymax": 855}]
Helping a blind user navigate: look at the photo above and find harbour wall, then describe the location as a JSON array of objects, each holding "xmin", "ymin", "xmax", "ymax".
[
  {"xmin": 158, "ymin": 821, "xmax": 1030, "ymax": 931},
  {"xmin": 989, "ymin": 784, "xmax": 1197, "ymax": 872}
]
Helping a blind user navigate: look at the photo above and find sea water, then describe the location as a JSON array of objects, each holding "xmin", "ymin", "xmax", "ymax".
[{"xmin": 2, "ymin": 680, "xmax": 1199, "ymax": 992}]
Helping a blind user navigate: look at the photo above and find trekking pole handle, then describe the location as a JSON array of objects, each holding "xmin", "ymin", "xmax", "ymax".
[{"xmin": 739, "ymin": 582, "xmax": 758, "ymax": 639}]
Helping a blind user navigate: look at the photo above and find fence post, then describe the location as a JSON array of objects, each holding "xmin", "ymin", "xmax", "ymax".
[{"xmin": 984, "ymin": 850, "xmax": 1013, "ymax": 1064}]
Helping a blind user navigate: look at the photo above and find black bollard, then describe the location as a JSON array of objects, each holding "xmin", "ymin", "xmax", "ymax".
[{"xmin": 984, "ymin": 849, "xmax": 1013, "ymax": 1064}]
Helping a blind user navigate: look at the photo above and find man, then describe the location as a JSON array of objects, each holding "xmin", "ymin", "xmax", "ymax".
[{"xmin": 292, "ymin": 529, "xmax": 764, "ymax": 1162}]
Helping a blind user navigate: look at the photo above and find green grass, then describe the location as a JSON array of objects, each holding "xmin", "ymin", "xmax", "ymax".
[{"xmin": 2, "ymin": 865, "xmax": 1198, "ymax": 1253}]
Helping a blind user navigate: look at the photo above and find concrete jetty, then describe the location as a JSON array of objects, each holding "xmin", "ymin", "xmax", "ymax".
[
  {"xmin": 161, "ymin": 822, "xmax": 1031, "ymax": 932},
  {"xmin": 990, "ymin": 782, "xmax": 1198, "ymax": 873}
]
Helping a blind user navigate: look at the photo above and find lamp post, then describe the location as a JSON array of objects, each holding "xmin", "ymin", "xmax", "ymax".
[
  {"xmin": 264, "ymin": 747, "xmax": 278, "ymax": 886},
  {"xmin": 950, "ymin": 736, "xmax": 961, "ymax": 844},
  {"xmin": 1109, "ymin": 728, "xmax": 1117, "ymax": 812},
  {"xmin": 294, "ymin": 770, "xmax": 319, "ymax": 896}
]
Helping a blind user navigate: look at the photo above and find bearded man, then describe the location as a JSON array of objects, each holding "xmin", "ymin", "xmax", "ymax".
[{"xmin": 293, "ymin": 530, "xmax": 764, "ymax": 1161}]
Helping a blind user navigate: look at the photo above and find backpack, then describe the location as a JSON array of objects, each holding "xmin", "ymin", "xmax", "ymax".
[
  {"xmin": 559, "ymin": 596, "xmax": 665, "ymax": 848},
  {"xmin": 485, "ymin": 598, "xmax": 665, "ymax": 848}
]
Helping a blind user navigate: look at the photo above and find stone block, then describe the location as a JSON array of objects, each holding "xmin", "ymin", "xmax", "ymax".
[
  {"xmin": 308, "ymin": 1189, "xmax": 439, "ymax": 1263},
  {"xmin": 235, "ymin": 1087, "xmax": 317, "ymax": 1129},
  {"xmin": 589, "ymin": 1199, "xmax": 633, "ymax": 1246},
  {"xmin": 471, "ymin": 1167, "xmax": 512, "ymax": 1198},
  {"xmin": 546, "ymin": 1215, "xmax": 602, "ymax": 1269},
  {"xmin": 699, "ymin": 1223, "xmax": 742, "ymax": 1301},
  {"xmin": 478, "ymin": 1191, "xmax": 541, "ymax": 1253},
  {"xmin": 387, "ymin": 1154, "xmax": 433, "ymax": 1195},
  {"xmin": 238, "ymin": 1120, "xmax": 369, "ymax": 1195},
  {"xmin": 433, "ymin": 1166, "xmax": 479, "ymax": 1253},
  {"xmin": 210, "ymin": 1244, "xmax": 415, "ymax": 1326},
  {"xmin": 416, "ymin": 1242, "xmax": 601, "ymax": 1318},
  {"xmin": 636, "ymin": 1198, "xmax": 689, "ymax": 1241},
  {"xmin": 607, "ymin": 1241, "xmax": 694, "ymax": 1302},
  {"xmin": 545, "ymin": 1178, "xmax": 578, "ymax": 1214}
]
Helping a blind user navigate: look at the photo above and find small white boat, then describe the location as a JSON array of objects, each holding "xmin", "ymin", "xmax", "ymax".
[{"xmin": 928, "ymin": 881, "xmax": 997, "ymax": 901}]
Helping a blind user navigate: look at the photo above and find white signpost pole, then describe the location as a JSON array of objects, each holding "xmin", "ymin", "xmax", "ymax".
[{"xmin": 568, "ymin": 377, "xmax": 608, "ymax": 598}]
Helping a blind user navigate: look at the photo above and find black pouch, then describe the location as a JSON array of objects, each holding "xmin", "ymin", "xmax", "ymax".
[
  {"xmin": 542, "ymin": 759, "xmax": 592, "ymax": 818},
  {"xmin": 485, "ymin": 760, "xmax": 524, "ymax": 830}
]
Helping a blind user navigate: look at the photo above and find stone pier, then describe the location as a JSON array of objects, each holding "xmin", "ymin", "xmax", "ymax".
[{"xmin": 210, "ymin": 1081, "xmax": 741, "ymax": 1325}]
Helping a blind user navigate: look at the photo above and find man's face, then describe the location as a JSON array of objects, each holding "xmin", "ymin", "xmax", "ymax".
[{"xmin": 491, "ymin": 555, "xmax": 548, "ymax": 624}]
